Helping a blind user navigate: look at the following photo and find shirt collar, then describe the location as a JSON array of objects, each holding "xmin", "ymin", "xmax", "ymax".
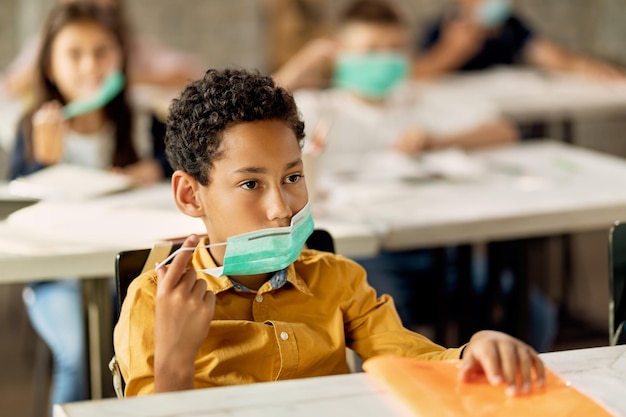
[{"xmin": 192, "ymin": 236, "xmax": 313, "ymax": 296}]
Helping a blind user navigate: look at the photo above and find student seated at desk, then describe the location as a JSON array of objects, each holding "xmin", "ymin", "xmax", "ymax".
[
  {"xmin": 1, "ymin": 0, "xmax": 205, "ymax": 102},
  {"xmin": 9, "ymin": 2, "xmax": 172, "ymax": 413},
  {"xmin": 275, "ymin": 0, "xmax": 518, "ymax": 155},
  {"xmin": 274, "ymin": 0, "xmax": 517, "ymax": 340},
  {"xmin": 413, "ymin": 0, "xmax": 625, "ymax": 80},
  {"xmin": 113, "ymin": 67, "xmax": 544, "ymax": 397}
]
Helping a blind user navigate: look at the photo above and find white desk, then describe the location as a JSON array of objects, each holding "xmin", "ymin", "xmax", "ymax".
[
  {"xmin": 53, "ymin": 344, "xmax": 626, "ymax": 417},
  {"xmin": 318, "ymin": 141, "xmax": 626, "ymax": 251},
  {"xmin": 7, "ymin": 140, "xmax": 622, "ymax": 281},
  {"xmin": 413, "ymin": 67, "xmax": 626, "ymax": 122},
  {"xmin": 0, "ymin": 183, "xmax": 378, "ymax": 284}
]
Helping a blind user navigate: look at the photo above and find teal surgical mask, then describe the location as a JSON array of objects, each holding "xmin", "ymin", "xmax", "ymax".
[
  {"xmin": 62, "ymin": 69, "xmax": 125, "ymax": 119},
  {"xmin": 156, "ymin": 202, "xmax": 315, "ymax": 277},
  {"xmin": 333, "ymin": 52, "xmax": 409, "ymax": 99},
  {"xmin": 474, "ymin": 0, "xmax": 512, "ymax": 28}
]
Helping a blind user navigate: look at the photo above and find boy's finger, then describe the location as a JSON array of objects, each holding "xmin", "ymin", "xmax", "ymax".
[
  {"xmin": 533, "ymin": 353, "xmax": 546, "ymax": 387},
  {"xmin": 478, "ymin": 343, "xmax": 503, "ymax": 386},
  {"xmin": 498, "ymin": 342, "xmax": 519, "ymax": 394},
  {"xmin": 517, "ymin": 346, "xmax": 533, "ymax": 394},
  {"xmin": 458, "ymin": 355, "xmax": 479, "ymax": 382},
  {"xmin": 157, "ymin": 235, "xmax": 199, "ymax": 290}
]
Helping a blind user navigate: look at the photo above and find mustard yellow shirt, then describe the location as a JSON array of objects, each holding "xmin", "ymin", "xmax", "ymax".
[{"xmin": 114, "ymin": 238, "xmax": 464, "ymax": 396}]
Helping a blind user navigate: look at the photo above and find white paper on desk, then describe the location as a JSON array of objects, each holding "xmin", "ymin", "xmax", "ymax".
[
  {"xmin": 421, "ymin": 148, "xmax": 487, "ymax": 180},
  {"xmin": 356, "ymin": 151, "xmax": 431, "ymax": 181},
  {"xmin": 320, "ymin": 149, "xmax": 485, "ymax": 183},
  {"xmin": 9, "ymin": 164, "xmax": 134, "ymax": 200},
  {"xmin": 6, "ymin": 200, "xmax": 205, "ymax": 248}
]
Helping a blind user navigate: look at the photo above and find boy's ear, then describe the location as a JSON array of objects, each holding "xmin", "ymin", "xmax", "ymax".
[{"xmin": 171, "ymin": 170, "xmax": 204, "ymax": 217}]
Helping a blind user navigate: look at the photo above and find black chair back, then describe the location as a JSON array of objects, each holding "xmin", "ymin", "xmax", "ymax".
[{"xmin": 608, "ymin": 222, "xmax": 626, "ymax": 345}]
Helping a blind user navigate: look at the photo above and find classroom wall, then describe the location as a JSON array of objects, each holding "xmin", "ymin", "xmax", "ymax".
[{"xmin": 1, "ymin": 0, "xmax": 626, "ymax": 73}]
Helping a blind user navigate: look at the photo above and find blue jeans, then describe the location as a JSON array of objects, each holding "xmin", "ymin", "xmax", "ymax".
[{"xmin": 23, "ymin": 279, "xmax": 88, "ymax": 412}]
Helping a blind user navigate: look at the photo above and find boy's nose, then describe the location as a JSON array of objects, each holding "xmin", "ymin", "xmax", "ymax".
[{"xmin": 266, "ymin": 189, "xmax": 293, "ymax": 224}]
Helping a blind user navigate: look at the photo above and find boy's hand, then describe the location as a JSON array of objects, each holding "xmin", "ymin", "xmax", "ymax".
[
  {"xmin": 440, "ymin": 19, "xmax": 485, "ymax": 56},
  {"xmin": 460, "ymin": 330, "xmax": 545, "ymax": 396},
  {"xmin": 394, "ymin": 128, "xmax": 432, "ymax": 155},
  {"xmin": 273, "ymin": 38, "xmax": 338, "ymax": 91},
  {"xmin": 154, "ymin": 234, "xmax": 215, "ymax": 392},
  {"xmin": 32, "ymin": 101, "xmax": 66, "ymax": 165}
]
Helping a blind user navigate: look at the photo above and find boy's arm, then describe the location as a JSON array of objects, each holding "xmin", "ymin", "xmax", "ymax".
[
  {"xmin": 272, "ymin": 38, "xmax": 338, "ymax": 92},
  {"xmin": 340, "ymin": 260, "xmax": 462, "ymax": 360},
  {"xmin": 428, "ymin": 118, "xmax": 519, "ymax": 151},
  {"xmin": 412, "ymin": 19, "xmax": 486, "ymax": 79},
  {"xmin": 340, "ymin": 260, "xmax": 544, "ymax": 395},
  {"xmin": 394, "ymin": 118, "xmax": 518, "ymax": 155},
  {"xmin": 154, "ymin": 234, "xmax": 216, "ymax": 393},
  {"xmin": 524, "ymin": 37, "xmax": 626, "ymax": 80}
]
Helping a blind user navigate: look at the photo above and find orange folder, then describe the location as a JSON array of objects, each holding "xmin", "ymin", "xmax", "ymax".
[{"xmin": 363, "ymin": 355, "xmax": 613, "ymax": 417}]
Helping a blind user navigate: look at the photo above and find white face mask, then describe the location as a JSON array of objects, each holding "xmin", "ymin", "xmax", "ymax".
[{"xmin": 156, "ymin": 202, "xmax": 315, "ymax": 277}]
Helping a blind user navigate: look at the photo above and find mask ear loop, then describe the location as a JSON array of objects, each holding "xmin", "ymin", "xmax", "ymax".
[{"xmin": 155, "ymin": 243, "xmax": 227, "ymax": 270}]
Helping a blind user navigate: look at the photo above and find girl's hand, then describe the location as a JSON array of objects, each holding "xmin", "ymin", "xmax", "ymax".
[
  {"xmin": 459, "ymin": 330, "xmax": 545, "ymax": 396},
  {"xmin": 32, "ymin": 101, "xmax": 66, "ymax": 165},
  {"xmin": 154, "ymin": 234, "xmax": 215, "ymax": 392}
]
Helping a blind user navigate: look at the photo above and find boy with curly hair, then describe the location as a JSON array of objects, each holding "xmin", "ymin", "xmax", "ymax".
[{"xmin": 114, "ymin": 68, "xmax": 544, "ymax": 397}]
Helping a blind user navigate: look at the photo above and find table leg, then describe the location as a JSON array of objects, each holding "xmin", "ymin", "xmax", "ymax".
[
  {"xmin": 81, "ymin": 277, "xmax": 115, "ymax": 399},
  {"xmin": 432, "ymin": 247, "xmax": 447, "ymax": 345},
  {"xmin": 456, "ymin": 244, "xmax": 473, "ymax": 345}
]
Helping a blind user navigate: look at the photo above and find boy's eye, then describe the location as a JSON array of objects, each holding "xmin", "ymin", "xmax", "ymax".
[
  {"xmin": 285, "ymin": 174, "xmax": 302, "ymax": 184},
  {"xmin": 240, "ymin": 180, "xmax": 258, "ymax": 190}
]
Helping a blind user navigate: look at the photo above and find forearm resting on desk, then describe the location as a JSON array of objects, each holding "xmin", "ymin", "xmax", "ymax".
[
  {"xmin": 430, "ymin": 119, "xmax": 519, "ymax": 151},
  {"xmin": 525, "ymin": 38, "xmax": 626, "ymax": 80}
]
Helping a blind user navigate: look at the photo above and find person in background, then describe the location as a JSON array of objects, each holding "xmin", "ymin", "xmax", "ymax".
[
  {"xmin": 413, "ymin": 0, "xmax": 625, "ymax": 80},
  {"xmin": 277, "ymin": 0, "xmax": 517, "ymax": 335},
  {"xmin": 1, "ymin": 0, "xmax": 205, "ymax": 101},
  {"xmin": 114, "ymin": 67, "xmax": 545, "ymax": 397},
  {"xmin": 278, "ymin": 0, "xmax": 517, "ymax": 155},
  {"xmin": 9, "ymin": 2, "xmax": 172, "ymax": 413}
]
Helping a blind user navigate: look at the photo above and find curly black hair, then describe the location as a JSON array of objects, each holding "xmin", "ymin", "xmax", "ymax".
[{"xmin": 165, "ymin": 68, "xmax": 306, "ymax": 185}]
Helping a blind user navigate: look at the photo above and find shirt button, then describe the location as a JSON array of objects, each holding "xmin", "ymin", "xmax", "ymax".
[
  {"xmin": 280, "ymin": 331, "xmax": 289, "ymax": 341},
  {"xmin": 255, "ymin": 294, "xmax": 264, "ymax": 303}
]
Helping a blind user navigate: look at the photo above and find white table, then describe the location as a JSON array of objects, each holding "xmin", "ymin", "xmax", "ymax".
[
  {"xmin": 319, "ymin": 140, "xmax": 626, "ymax": 251},
  {"xmin": 413, "ymin": 67, "xmax": 626, "ymax": 122},
  {"xmin": 53, "ymin": 344, "xmax": 626, "ymax": 417},
  {"xmin": 0, "ymin": 183, "xmax": 378, "ymax": 284}
]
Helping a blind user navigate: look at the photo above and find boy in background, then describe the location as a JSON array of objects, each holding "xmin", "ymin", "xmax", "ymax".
[{"xmin": 276, "ymin": 0, "xmax": 519, "ymax": 339}]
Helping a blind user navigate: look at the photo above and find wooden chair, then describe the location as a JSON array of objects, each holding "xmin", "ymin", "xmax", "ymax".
[
  {"xmin": 110, "ymin": 229, "xmax": 340, "ymax": 398},
  {"xmin": 608, "ymin": 222, "xmax": 626, "ymax": 345}
]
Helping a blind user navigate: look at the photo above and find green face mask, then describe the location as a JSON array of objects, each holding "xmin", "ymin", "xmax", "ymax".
[
  {"xmin": 333, "ymin": 52, "xmax": 410, "ymax": 99},
  {"xmin": 62, "ymin": 69, "xmax": 125, "ymax": 119},
  {"xmin": 156, "ymin": 203, "xmax": 315, "ymax": 277}
]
